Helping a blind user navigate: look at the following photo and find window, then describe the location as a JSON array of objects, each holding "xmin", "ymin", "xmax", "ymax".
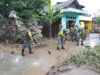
[{"xmin": 66, "ymin": 16, "xmax": 76, "ymax": 20}]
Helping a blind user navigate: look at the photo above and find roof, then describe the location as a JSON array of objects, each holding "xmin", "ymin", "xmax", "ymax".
[
  {"xmin": 52, "ymin": 0, "xmax": 84, "ymax": 9},
  {"xmin": 60, "ymin": 8, "xmax": 89, "ymax": 16}
]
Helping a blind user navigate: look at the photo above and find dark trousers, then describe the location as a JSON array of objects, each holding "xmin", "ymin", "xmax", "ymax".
[
  {"xmin": 70, "ymin": 32, "xmax": 74, "ymax": 41},
  {"xmin": 57, "ymin": 36, "xmax": 65, "ymax": 49},
  {"xmin": 77, "ymin": 37, "xmax": 84, "ymax": 46},
  {"xmin": 74, "ymin": 33, "xmax": 78, "ymax": 41}
]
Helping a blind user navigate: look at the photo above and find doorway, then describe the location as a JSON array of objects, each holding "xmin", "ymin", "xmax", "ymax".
[{"xmin": 66, "ymin": 20, "xmax": 75, "ymax": 29}]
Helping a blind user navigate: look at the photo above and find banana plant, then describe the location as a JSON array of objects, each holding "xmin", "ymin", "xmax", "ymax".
[{"xmin": 43, "ymin": 0, "xmax": 61, "ymax": 38}]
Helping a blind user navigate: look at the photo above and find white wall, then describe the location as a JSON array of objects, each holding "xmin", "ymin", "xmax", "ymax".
[{"xmin": 79, "ymin": 16, "xmax": 92, "ymax": 21}]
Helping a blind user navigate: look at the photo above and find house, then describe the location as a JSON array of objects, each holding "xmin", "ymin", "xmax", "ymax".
[
  {"xmin": 42, "ymin": 0, "xmax": 92, "ymax": 37},
  {"xmin": 51, "ymin": 0, "xmax": 92, "ymax": 37},
  {"xmin": 92, "ymin": 17, "xmax": 100, "ymax": 32}
]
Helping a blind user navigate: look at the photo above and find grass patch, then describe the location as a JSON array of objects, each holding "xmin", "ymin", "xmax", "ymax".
[{"xmin": 65, "ymin": 45, "xmax": 100, "ymax": 73}]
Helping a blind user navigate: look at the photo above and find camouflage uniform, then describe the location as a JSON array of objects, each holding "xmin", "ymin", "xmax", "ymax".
[
  {"xmin": 84, "ymin": 27, "xmax": 89, "ymax": 39},
  {"xmin": 74, "ymin": 26, "xmax": 79, "ymax": 41},
  {"xmin": 57, "ymin": 28, "xmax": 65, "ymax": 50},
  {"xmin": 69, "ymin": 27, "xmax": 74, "ymax": 41},
  {"xmin": 21, "ymin": 28, "xmax": 33, "ymax": 56},
  {"xmin": 77, "ymin": 28, "xmax": 85, "ymax": 46}
]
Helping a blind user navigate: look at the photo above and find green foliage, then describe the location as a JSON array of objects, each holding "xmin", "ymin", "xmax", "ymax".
[
  {"xmin": 0, "ymin": 0, "xmax": 50, "ymax": 43},
  {"xmin": 0, "ymin": 30, "xmax": 5, "ymax": 41},
  {"xmin": 96, "ymin": 17, "xmax": 100, "ymax": 23},
  {"xmin": 40, "ymin": 0, "xmax": 61, "ymax": 38},
  {"xmin": 42, "ymin": 8, "xmax": 61, "ymax": 38},
  {"xmin": 0, "ymin": 14, "xmax": 4, "ymax": 22},
  {"xmin": 94, "ymin": 27, "xmax": 100, "ymax": 33},
  {"xmin": 43, "ymin": 3, "xmax": 61, "ymax": 24},
  {"xmin": 0, "ymin": 0, "xmax": 49, "ymax": 19},
  {"xmin": 0, "ymin": 0, "xmax": 11, "ymax": 18},
  {"xmin": 68, "ymin": 45, "xmax": 100, "ymax": 72}
]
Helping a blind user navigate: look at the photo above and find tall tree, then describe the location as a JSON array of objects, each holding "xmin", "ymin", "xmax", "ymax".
[
  {"xmin": 0, "ymin": 0, "xmax": 49, "ymax": 43},
  {"xmin": 0, "ymin": 0, "xmax": 11, "ymax": 18},
  {"xmin": 43, "ymin": 0, "xmax": 61, "ymax": 38},
  {"xmin": 0, "ymin": 0, "xmax": 48, "ymax": 19}
]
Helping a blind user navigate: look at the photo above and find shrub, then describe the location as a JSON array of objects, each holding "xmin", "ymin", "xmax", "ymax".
[{"xmin": 67, "ymin": 45, "xmax": 100, "ymax": 72}]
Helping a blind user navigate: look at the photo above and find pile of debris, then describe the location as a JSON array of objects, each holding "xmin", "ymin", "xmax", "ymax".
[{"xmin": 0, "ymin": 10, "xmax": 43, "ymax": 45}]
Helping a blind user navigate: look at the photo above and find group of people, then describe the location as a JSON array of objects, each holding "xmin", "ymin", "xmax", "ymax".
[
  {"xmin": 20, "ymin": 25, "xmax": 88, "ymax": 56},
  {"xmin": 57, "ymin": 25, "xmax": 89, "ymax": 50}
]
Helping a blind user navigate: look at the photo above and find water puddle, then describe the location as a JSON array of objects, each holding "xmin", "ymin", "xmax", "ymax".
[
  {"xmin": 90, "ymin": 34, "xmax": 100, "ymax": 48},
  {"xmin": 84, "ymin": 34, "xmax": 100, "ymax": 48},
  {"xmin": 0, "ymin": 53, "xmax": 43, "ymax": 75}
]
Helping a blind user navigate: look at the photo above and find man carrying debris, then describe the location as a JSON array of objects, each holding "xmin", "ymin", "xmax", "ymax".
[
  {"xmin": 57, "ymin": 25, "xmax": 66, "ymax": 50},
  {"xmin": 21, "ymin": 27, "xmax": 34, "ymax": 56}
]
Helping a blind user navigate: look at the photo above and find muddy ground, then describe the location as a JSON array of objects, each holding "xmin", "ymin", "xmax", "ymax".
[
  {"xmin": 0, "ymin": 38, "xmax": 85, "ymax": 75},
  {"xmin": 0, "ymin": 34, "xmax": 99, "ymax": 75}
]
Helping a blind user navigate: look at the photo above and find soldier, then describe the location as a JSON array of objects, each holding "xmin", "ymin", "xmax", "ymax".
[
  {"xmin": 21, "ymin": 27, "xmax": 34, "ymax": 56},
  {"xmin": 65, "ymin": 28, "xmax": 70, "ymax": 40},
  {"xmin": 74, "ymin": 25, "xmax": 79, "ymax": 41},
  {"xmin": 84, "ymin": 27, "xmax": 89, "ymax": 39},
  {"xmin": 69, "ymin": 26, "xmax": 74, "ymax": 41},
  {"xmin": 77, "ymin": 28, "xmax": 85, "ymax": 46},
  {"xmin": 57, "ymin": 25, "xmax": 66, "ymax": 50}
]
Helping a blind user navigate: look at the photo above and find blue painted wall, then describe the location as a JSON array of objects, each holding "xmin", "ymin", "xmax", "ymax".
[
  {"xmin": 61, "ymin": 12, "xmax": 80, "ymax": 29},
  {"xmin": 61, "ymin": 16, "xmax": 67, "ymax": 30},
  {"xmin": 75, "ymin": 16, "xmax": 80, "ymax": 26}
]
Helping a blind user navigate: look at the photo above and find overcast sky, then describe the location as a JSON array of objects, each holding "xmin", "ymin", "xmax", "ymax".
[{"xmin": 51, "ymin": 0, "xmax": 100, "ymax": 15}]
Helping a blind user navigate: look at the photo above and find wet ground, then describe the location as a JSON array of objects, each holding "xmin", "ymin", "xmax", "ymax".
[
  {"xmin": 84, "ymin": 33, "xmax": 100, "ymax": 48},
  {"xmin": 58, "ymin": 68, "xmax": 99, "ymax": 75},
  {"xmin": 0, "ymin": 33, "xmax": 100, "ymax": 75},
  {"xmin": 90, "ymin": 33, "xmax": 100, "ymax": 48}
]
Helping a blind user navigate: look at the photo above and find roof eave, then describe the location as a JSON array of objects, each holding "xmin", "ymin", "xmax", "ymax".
[{"xmin": 60, "ymin": 8, "xmax": 89, "ymax": 16}]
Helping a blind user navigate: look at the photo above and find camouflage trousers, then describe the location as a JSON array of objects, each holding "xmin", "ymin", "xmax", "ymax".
[
  {"xmin": 76, "ymin": 37, "xmax": 84, "ymax": 45},
  {"xmin": 21, "ymin": 40, "xmax": 32, "ymax": 55},
  {"xmin": 23, "ymin": 40, "xmax": 31, "ymax": 49},
  {"xmin": 57, "ymin": 36, "xmax": 65, "ymax": 48}
]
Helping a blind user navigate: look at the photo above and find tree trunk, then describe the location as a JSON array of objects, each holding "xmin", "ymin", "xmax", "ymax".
[{"xmin": 49, "ymin": 20, "xmax": 52, "ymax": 39}]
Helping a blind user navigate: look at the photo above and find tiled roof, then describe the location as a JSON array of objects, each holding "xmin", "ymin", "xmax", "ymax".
[{"xmin": 52, "ymin": 0, "xmax": 84, "ymax": 9}]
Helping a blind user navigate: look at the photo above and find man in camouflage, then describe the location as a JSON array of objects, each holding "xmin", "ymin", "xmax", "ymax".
[
  {"xmin": 76, "ymin": 28, "xmax": 85, "ymax": 46},
  {"xmin": 57, "ymin": 25, "xmax": 66, "ymax": 50},
  {"xmin": 74, "ymin": 25, "xmax": 79, "ymax": 41},
  {"xmin": 21, "ymin": 27, "xmax": 34, "ymax": 56},
  {"xmin": 69, "ymin": 26, "xmax": 74, "ymax": 41}
]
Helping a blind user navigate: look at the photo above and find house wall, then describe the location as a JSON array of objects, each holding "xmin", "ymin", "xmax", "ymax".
[
  {"xmin": 80, "ymin": 20, "xmax": 92, "ymax": 32},
  {"xmin": 61, "ymin": 16, "xmax": 66, "ymax": 29},
  {"xmin": 61, "ymin": 12, "xmax": 80, "ymax": 29},
  {"xmin": 75, "ymin": 16, "xmax": 80, "ymax": 26},
  {"xmin": 85, "ymin": 21, "xmax": 92, "ymax": 32},
  {"xmin": 61, "ymin": 12, "xmax": 92, "ymax": 32},
  {"xmin": 92, "ymin": 21, "xmax": 100, "ymax": 32}
]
